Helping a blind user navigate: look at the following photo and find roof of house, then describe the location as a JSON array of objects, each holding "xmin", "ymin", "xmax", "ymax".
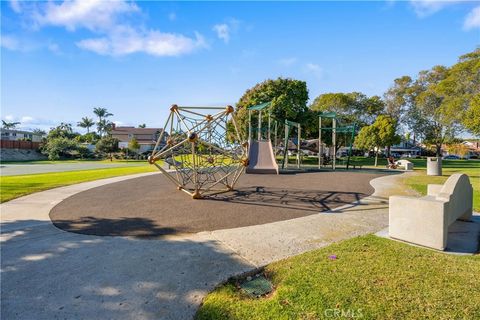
[{"xmin": 111, "ymin": 127, "xmax": 164, "ymax": 135}]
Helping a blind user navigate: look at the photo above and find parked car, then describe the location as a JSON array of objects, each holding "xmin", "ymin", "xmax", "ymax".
[{"xmin": 443, "ymin": 155, "xmax": 460, "ymax": 160}]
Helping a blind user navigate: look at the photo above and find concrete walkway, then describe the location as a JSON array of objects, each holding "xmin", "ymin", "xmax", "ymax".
[{"xmin": 1, "ymin": 171, "xmax": 413, "ymax": 320}]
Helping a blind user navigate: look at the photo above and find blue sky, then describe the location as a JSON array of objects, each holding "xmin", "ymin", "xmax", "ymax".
[{"xmin": 1, "ymin": 0, "xmax": 479, "ymax": 132}]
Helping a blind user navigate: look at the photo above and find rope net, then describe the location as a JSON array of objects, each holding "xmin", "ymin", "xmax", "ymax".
[{"xmin": 150, "ymin": 105, "xmax": 247, "ymax": 199}]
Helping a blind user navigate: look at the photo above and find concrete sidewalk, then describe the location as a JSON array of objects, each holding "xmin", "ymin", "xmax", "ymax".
[{"xmin": 1, "ymin": 171, "xmax": 412, "ymax": 319}]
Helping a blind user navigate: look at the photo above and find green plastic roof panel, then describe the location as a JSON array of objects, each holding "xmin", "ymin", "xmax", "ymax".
[
  {"xmin": 319, "ymin": 112, "xmax": 337, "ymax": 118},
  {"xmin": 247, "ymin": 101, "xmax": 271, "ymax": 111}
]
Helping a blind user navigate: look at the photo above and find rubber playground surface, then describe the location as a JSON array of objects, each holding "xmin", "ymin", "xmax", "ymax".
[{"xmin": 50, "ymin": 171, "xmax": 386, "ymax": 237}]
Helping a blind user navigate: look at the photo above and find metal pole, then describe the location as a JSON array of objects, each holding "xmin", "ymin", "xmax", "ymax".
[
  {"xmin": 333, "ymin": 118, "xmax": 336, "ymax": 171},
  {"xmin": 297, "ymin": 124, "xmax": 301, "ymax": 169},
  {"xmin": 258, "ymin": 110, "xmax": 262, "ymax": 141},
  {"xmin": 319, "ymin": 116, "xmax": 322, "ymax": 168},
  {"xmin": 268, "ymin": 112, "xmax": 271, "ymax": 141},
  {"xmin": 274, "ymin": 120, "xmax": 278, "ymax": 156},
  {"xmin": 248, "ymin": 110, "xmax": 252, "ymax": 142}
]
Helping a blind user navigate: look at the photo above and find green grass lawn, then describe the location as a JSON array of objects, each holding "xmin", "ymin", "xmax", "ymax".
[
  {"xmin": 196, "ymin": 235, "xmax": 480, "ymax": 320},
  {"xmin": 403, "ymin": 159, "xmax": 480, "ymax": 211},
  {"xmin": 0, "ymin": 165, "xmax": 156, "ymax": 203}
]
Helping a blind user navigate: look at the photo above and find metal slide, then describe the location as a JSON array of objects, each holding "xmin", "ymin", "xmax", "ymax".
[{"xmin": 246, "ymin": 140, "xmax": 279, "ymax": 174}]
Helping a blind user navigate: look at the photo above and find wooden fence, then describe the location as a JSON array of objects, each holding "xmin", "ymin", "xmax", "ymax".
[{"xmin": 0, "ymin": 140, "xmax": 41, "ymax": 150}]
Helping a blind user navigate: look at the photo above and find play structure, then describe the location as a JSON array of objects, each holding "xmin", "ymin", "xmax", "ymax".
[
  {"xmin": 246, "ymin": 102, "xmax": 279, "ymax": 174},
  {"xmin": 245, "ymin": 102, "xmax": 357, "ymax": 173},
  {"xmin": 148, "ymin": 104, "xmax": 247, "ymax": 199}
]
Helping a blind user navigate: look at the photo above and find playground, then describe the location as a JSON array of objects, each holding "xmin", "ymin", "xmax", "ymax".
[{"xmin": 48, "ymin": 102, "xmax": 388, "ymax": 238}]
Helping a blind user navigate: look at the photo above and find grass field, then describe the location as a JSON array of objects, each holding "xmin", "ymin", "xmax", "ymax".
[
  {"xmin": 402, "ymin": 159, "xmax": 480, "ymax": 211},
  {"xmin": 0, "ymin": 165, "xmax": 156, "ymax": 203},
  {"xmin": 196, "ymin": 235, "xmax": 480, "ymax": 320}
]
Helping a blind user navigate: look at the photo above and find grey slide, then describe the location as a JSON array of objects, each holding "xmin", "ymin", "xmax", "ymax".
[{"xmin": 246, "ymin": 140, "xmax": 279, "ymax": 174}]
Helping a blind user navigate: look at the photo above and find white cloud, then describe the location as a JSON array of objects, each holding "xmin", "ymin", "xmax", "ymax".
[
  {"xmin": 77, "ymin": 26, "xmax": 206, "ymax": 57},
  {"xmin": 410, "ymin": 0, "xmax": 461, "ymax": 17},
  {"xmin": 0, "ymin": 35, "xmax": 20, "ymax": 51},
  {"xmin": 35, "ymin": 0, "xmax": 139, "ymax": 31},
  {"xmin": 4, "ymin": 115, "xmax": 15, "ymax": 121},
  {"xmin": 464, "ymin": 6, "xmax": 480, "ymax": 29},
  {"xmin": 304, "ymin": 63, "xmax": 323, "ymax": 78},
  {"xmin": 9, "ymin": 0, "xmax": 22, "ymax": 13},
  {"xmin": 278, "ymin": 57, "xmax": 298, "ymax": 67},
  {"xmin": 10, "ymin": 1, "xmax": 207, "ymax": 57},
  {"xmin": 213, "ymin": 24, "xmax": 230, "ymax": 43}
]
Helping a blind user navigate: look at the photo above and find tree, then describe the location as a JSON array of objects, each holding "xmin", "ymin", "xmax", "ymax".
[
  {"xmin": 93, "ymin": 107, "xmax": 114, "ymax": 136},
  {"xmin": 463, "ymin": 94, "xmax": 480, "ymax": 136},
  {"xmin": 383, "ymin": 76, "xmax": 413, "ymax": 123},
  {"xmin": 235, "ymin": 77, "xmax": 309, "ymax": 138},
  {"xmin": 128, "ymin": 137, "xmax": 140, "ymax": 154},
  {"xmin": 41, "ymin": 137, "xmax": 80, "ymax": 160},
  {"xmin": 138, "ymin": 123, "xmax": 146, "ymax": 128},
  {"xmin": 1, "ymin": 120, "xmax": 20, "ymax": 129},
  {"xmin": 355, "ymin": 115, "xmax": 400, "ymax": 166},
  {"xmin": 405, "ymin": 65, "xmax": 461, "ymax": 156},
  {"xmin": 40, "ymin": 123, "xmax": 81, "ymax": 160},
  {"xmin": 32, "ymin": 129, "xmax": 47, "ymax": 136},
  {"xmin": 434, "ymin": 48, "xmax": 480, "ymax": 136},
  {"xmin": 310, "ymin": 92, "xmax": 384, "ymax": 127},
  {"xmin": 96, "ymin": 136, "xmax": 119, "ymax": 161},
  {"xmin": 77, "ymin": 117, "xmax": 95, "ymax": 133}
]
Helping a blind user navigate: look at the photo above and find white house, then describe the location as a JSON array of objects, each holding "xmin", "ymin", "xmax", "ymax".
[{"xmin": 0, "ymin": 128, "xmax": 44, "ymax": 142}]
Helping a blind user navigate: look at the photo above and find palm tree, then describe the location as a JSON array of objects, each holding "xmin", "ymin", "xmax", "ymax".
[
  {"xmin": 77, "ymin": 117, "xmax": 95, "ymax": 133},
  {"xmin": 93, "ymin": 107, "xmax": 113, "ymax": 136},
  {"xmin": 97, "ymin": 119, "xmax": 114, "ymax": 137},
  {"xmin": 1, "ymin": 120, "xmax": 21, "ymax": 129}
]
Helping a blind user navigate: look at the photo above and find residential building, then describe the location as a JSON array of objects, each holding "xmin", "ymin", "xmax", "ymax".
[
  {"xmin": 111, "ymin": 125, "xmax": 167, "ymax": 153},
  {"xmin": 388, "ymin": 139, "xmax": 423, "ymax": 157},
  {"xmin": 0, "ymin": 128, "xmax": 44, "ymax": 142}
]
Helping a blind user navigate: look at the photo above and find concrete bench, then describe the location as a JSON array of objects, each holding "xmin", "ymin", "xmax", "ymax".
[
  {"xmin": 395, "ymin": 159, "xmax": 413, "ymax": 170},
  {"xmin": 389, "ymin": 173, "xmax": 473, "ymax": 250}
]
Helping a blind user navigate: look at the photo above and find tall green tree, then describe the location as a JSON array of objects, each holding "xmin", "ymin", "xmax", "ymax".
[
  {"xmin": 93, "ymin": 107, "xmax": 114, "ymax": 136},
  {"xmin": 434, "ymin": 48, "xmax": 480, "ymax": 136},
  {"xmin": 77, "ymin": 117, "xmax": 95, "ymax": 133},
  {"xmin": 235, "ymin": 77, "xmax": 309, "ymax": 139},
  {"xmin": 355, "ymin": 115, "xmax": 400, "ymax": 166},
  {"xmin": 405, "ymin": 65, "xmax": 462, "ymax": 156},
  {"xmin": 310, "ymin": 92, "xmax": 384, "ymax": 127},
  {"xmin": 1, "ymin": 120, "xmax": 20, "ymax": 129}
]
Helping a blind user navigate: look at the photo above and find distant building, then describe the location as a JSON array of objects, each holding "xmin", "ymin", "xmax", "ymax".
[
  {"xmin": 388, "ymin": 139, "xmax": 423, "ymax": 157},
  {"xmin": 111, "ymin": 125, "xmax": 168, "ymax": 153},
  {"xmin": 0, "ymin": 128, "xmax": 44, "ymax": 142}
]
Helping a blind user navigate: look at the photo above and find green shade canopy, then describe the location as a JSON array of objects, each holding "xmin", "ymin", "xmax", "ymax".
[
  {"xmin": 247, "ymin": 101, "xmax": 271, "ymax": 111},
  {"xmin": 319, "ymin": 112, "xmax": 337, "ymax": 118}
]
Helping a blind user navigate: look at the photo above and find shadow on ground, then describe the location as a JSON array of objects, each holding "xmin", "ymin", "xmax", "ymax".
[{"xmin": 1, "ymin": 219, "xmax": 253, "ymax": 320}]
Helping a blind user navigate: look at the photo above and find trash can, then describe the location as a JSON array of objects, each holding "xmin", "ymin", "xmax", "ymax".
[{"xmin": 427, "ymin": 157, "xmax": 442, "ymax": 176}]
